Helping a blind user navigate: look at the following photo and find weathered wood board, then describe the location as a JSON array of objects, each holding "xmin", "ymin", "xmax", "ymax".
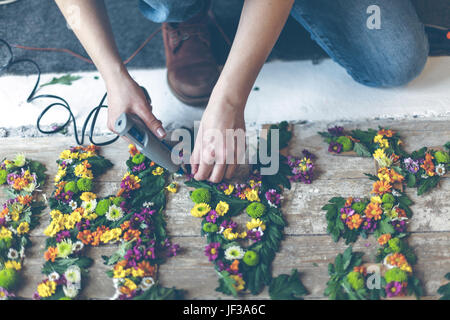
[{"xmin": 1, "ymin": 118, "xmax": 449, "ymax": 300}]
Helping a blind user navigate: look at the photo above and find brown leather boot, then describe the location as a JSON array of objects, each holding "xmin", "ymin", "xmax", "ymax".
[{"xmin": 162, "ymin": 11, "xmax": 220, "ymax": 107}]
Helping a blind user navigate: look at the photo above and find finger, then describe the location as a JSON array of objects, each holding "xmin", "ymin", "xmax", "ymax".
[
  {"xmin": 224, "ymin": 164, "xmax": 237, "ymax": 180},
  {"xmin": 209, "ymin": 164, "xmax": 227, "ymax": 183},
  {"xmin": 194, "ymin": 161, "xmax": 214, "ymax": 181},
  {"xmin": 134, "ymin": 103, "xmax": 166, "ymax": 139},
  {"xmin": 190, "ymin": 146, "xmax": 200, "ymax": 175}
]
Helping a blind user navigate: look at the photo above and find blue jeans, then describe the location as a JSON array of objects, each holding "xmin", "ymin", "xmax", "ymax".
[{"xmin": 139, "ymin": 0, "xmax": 429, "ymax": 88}]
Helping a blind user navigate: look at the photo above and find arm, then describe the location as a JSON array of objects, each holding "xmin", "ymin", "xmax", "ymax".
[
  {"xmin": 54, "ymin": 0, "xmax": 166, "ymax": 138},
  {"xmin": 191, "ymin": 0, "xmax": 294, "ymax": 182}
]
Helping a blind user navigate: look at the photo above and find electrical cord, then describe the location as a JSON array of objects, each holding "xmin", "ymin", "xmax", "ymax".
[{"xmin": 0, "ymin": 9, "xmax": 232, "ymax": 146}]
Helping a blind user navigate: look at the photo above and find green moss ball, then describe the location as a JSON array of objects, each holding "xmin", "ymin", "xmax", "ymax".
[
  {"xmin": 202, "ymin": 223, "xmax": 218, "ymax": 233},
  {"xmin": 0, "ymin": 268, "xmax": 18, "ymax": 290},
  {"xmin": 243, "ymin": 250, "xmax": 260, "ymax": 266},
  {"xmin": 77, "ymin": 178, "xmax": 93, "ymax": 192},
  {"xmin": 336, "ymin": 136, "xmax": 353, "ymax": 152},
  {"xmin": 435, "ymin": 151, "xmax": 450, "ymax": 164},
  {"xmin": 64, "ymin": 181, "xmax": 79, "ymax": 194},
  {"xmin": 382, "ymin": 193, "xmax": 395, "ymax": 204},
  {"xmin": 384, "ymin": 267, "xmax": 407, "ymax": 283},
  {"xmin": 190, "ymin": 188, "xmax": 211, "ymax": 204},
  {"xmin": 112, "ymin": 196, "xmax": 125, "ymax": 207},
  {"xmin": 96, "ymin": 199, "xmax": 111, "ymax": 216},
  {"xmin": 132, "ymin": 153, "xmax": 146, "ymax": 165},
  {"xmin": 0, "ymin": 169, "xmax": 7, "ymax": 185},
  {"xmin": 246, "ymin": 202, "xmax": 266, "ymax": 218},
  {"xmin": 351, "ymin": 202, "xmax": 366, "ymax": 214},
  {"xmin": 347, "ymin": 271, "xmax": 364, "ymax": 290}
]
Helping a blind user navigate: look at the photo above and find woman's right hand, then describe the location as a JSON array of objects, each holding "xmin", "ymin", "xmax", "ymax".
[{"xmin": 105, "ymin": 69, "xmax": 166, "ymax": 140}]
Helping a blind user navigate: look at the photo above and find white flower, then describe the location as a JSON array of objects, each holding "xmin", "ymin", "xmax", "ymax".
[
  {"xmin": 81, "ymin": 199, "xmax": 97, "ymax": 213},
  {"xmin": 23, "ymin": 182, "xmax": 36, "ymax": 193},
  {"xmin": 63, "ymin": 283, "xmax": 79, "ymax": 298},
  {"xmin": 68, "ymin": 200, "xmax": 78, "ymax": 210},
  {"xmin": 105, "ymin": 205, "xmax": 124, "ymax": 221},
  {"xmin": 7, "ymin": 248, "xmax": 19, "ymax": 260},
  {"xmin": 140, "ymin": 277, "xmax": 155, "ymax": 291},
  {"xmin": 48, "ymin": 272, "xmax": 60, "ymax": 282},
  {"xmin": 392, "ymin": 190, "xmax": 401, "ymax": 197},
  {"xmin": 436, "ymin": 164, "xmax": 446, "ymax": 176},
  {"xmin": 143, "ymin": 201, "xmax": 154, "ymax": 208},
  {"xmin": 8, "ymin": 226, "xmax": 17, "ymax": 234},
  {"xmin": 64, "ymin": 265, "xmax": 81, "ymax": 284},
  {"xmin": 72, "ymin": 241, "xmax": 84, "ymax": 252},
  {"xmin": 224, "ymin": 245, "xmax": 245, "ymax": 261},
  {"xmin": 19, "ymin": 247, "xmax": 25, "ymax": 259},
  {"xmin": 421, "ymin": 174, "xmax": 429, "ymax": 179}
]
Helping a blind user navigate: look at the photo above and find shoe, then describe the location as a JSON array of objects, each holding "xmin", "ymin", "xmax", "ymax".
[{"xmin": 162, "ymin": 10, "xmax": 220, "ymax": 107}]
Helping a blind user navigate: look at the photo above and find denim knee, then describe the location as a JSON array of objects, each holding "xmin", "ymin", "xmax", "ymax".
[{"xmin": 351, "ymin": 35, "xmax": 429, "ymax": 88}]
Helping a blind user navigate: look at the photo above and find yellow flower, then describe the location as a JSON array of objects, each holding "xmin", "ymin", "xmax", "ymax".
[
  {"xmin": 131, "ymin": 268, "xmax": 145, "ymax": 278},
  {"xmin": 5, "ymin": 260, "xmax": 21, "ymax": 271},
  {"xmin": 246, "ymin": 218, "xmax": 266, "ymax": 231},
  {"xmin": 373, "ymin": 148, "xmax": 386, "ymax": 159},
  {"xmin": 191, "ymin": 203, "xmax": 211, "ymax": 218},
  {"xmin": 80, "ymin": 192, "xmax": 97, "ymax": 202},
  {"xmin": 379, "ymin": 139, "xmax": 389, "ymax": 149},
  {"xmin": 223, "ymin": 228, "xmax": 239, "ymax": 241},
  {"xmin": 166, "ymin": 182, "xmax": 178, "ymax": 193},
  {"xmin": 245, "ymin": 189, "xmax": 260, "ymax": 202},
  {"xmin": 10, "ymin": 209, "xmax": 20, "ymax": 222},
  {"xmin": 37, "ymin": 281, "xmax": 57, "ymax": 298},
  {"xmin": 59, "ymin": 150, "xmax": 72, "ymax": 160},
  {"xmin": 230, "ymin": 275, "xmax": 245, "ymax": 292},
  {"xmin": 50, "ymin": 210, "xmax": 63, "ymax": 220},
  {"xmin": 0, "ymin": 226, "xmax": 12, "ymax": 240},
  {"xmin": 370, "ymin": 196, "xmax": 382, "ymax": 204},
  {"xmin": 223, "ymin": 184, "xmax": 234, "ymax": 195},
  {"xmin": 17, "ymin": 222, "xmax": 30, "ymax": 235},
  {"xmin": 123, "ymin": 278, "xmax": 138, "ymax": 291},
  {"xmin": 113, "ymin": 266, "xmax": 127, "ymax": 278},
  {"xmin": 152, "ymin": 167, "xmax": 164, "ymax": 176},
  {"xmin": 44, "ymin": 222, "xmax": 62, "ymax": 237},
  {"xmin": 215, "ymin": 201, "xmax": 229, "ymax": 216}
]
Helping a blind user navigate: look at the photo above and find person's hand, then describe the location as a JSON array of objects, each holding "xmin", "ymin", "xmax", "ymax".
[
  {"xmin": 190, "ymin": 96, "xmax": 246, "ymax": 183},
  {"xmin": 105, "ymin": 70, "xmax": 166, "ymax": 139}
]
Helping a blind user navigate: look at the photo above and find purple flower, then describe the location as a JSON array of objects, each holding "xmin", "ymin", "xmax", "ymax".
[
  {"xmin": 206, "ymin": 210, "xmax": 218, "ymax": 223},
  {"xmin": 56, "ymin": 230, "xmax": 71, "ymax": 242},
  {"xmin": 329, "ymin": 142, "xmax": 343, "ymax": 154},
  {"xmin": 361, "ymin": 218, "xmax": 377, "ymax": 232},
  {"xmin": 391, "ymin": 219, "xmax": 407, "ymax": 233},
  {"xmin": 328, "ymin": 126, "xmax": 344, "ymax": 137},
  {"xmin": 302, "ymin": 149, "xmax": 316, "ymax": 160},
  {"xmin": 340, "ymin": 207, "xmax": 355, "ymax": 220},
  {"xmin": 0, "ymin": 287, "xmax": 14, "ymax": 299},
  {"xmin": 220, "ymin": 220, "xmax": 237, "ymax": 230},
  {"xmin": 247, "ymin": 229, "xmax": 263, "ymax": 242},
  {"xmin": 132, "ymin": 163, "xmax": 146, "ymax": 172},
  {"xmin": 265, "ymin": 189, "xmax": 281, "ymax": 207},
  {"xmin": 205, "ymin": 242, "xmax": 220, "ymax": 261},
  {"xmin": 76, "ymin": 219, "xmax": 91, "ymax": 231},
  {"xmin": 403, "ymin": 158, "xmax": 420, "ymax": 174},
  {"xmin": 385, "ymin": 281, "xmax": 403, "ymax": 297}
]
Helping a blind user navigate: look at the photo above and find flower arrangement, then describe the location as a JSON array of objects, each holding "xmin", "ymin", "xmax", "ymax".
[
  {"xmin": 186, "ymin": 122, "xmax": 311, "ymax": 298},
  {"xmin": 319, "ymin": 127, "xmax": 435, "ymax": 299},
  {"xmin": 35, "ymin": 145, "xmax": 182, "ymax": 300},
  {"xmin": 0, "ymin": 154, "xmax": 46, "ymax": 300},
  {"xmin": 438, "ymin": 273, "xmax": 450, "ymax": 300}
]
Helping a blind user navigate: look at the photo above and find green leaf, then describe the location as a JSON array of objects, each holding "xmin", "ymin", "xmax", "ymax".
[
  {"xmin": 353, "ymin": 142, "xmax": 372, "ymax": 157},
  {"xmin": 269, "ymin": 269, "xmax": 308, "ymax": 300},
  {"xmin": 41, "ymin": 74, "xmax": 82, "ymax": 87},
  {"xmin": 215, "ymin": 271, "xmax": 238, "ymax": 297}
]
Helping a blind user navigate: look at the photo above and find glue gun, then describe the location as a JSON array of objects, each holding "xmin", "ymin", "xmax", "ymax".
[{"xmin": 114, "ymin": 87, "xmax": 182, "ymax": 173}]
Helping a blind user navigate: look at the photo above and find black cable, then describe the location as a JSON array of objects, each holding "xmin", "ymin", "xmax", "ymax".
[{"xmin": 0, "ymin": 38, "xmax": 119, "ymax": 146}]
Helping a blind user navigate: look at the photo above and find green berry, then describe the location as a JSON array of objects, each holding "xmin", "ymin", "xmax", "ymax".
[
  {"xmin": 434, "ymin": 151, "xmax": 450, "ymax": 164},
  {"xmin": 190, "ymin": 188, "xmax": 211, "ymax": 204},
  {"xmin": 64, "ymin": 181, "xmax": 79, "ymax": 194},
  {"xmin": 243, "ymin": 250, "xmax": 259, "ymax": 266},
  {"xmin": 384, "ymin": 267, "xmax": 407, "ymax": 283},
  {"xmin": 246, "ymin": 202, "xmax": 266, "ymax": 219},
  {"xmin": 336, "ymin": 136, "xmax": 353, "ymax": 152},
  {"xmin": 382, "ymin": 193, "xmax": 395, "ymax": 204},
  {"xmin": 77, "ymin": 178, "xmax": 93, "ymax": 192},
  {"xmin": 0, "ymin": 268, "xmax": 18, "ymax": 290},
  {"xmin": 0, "ymin": 169, "xmax": 7, "ymax": 185},
  {"xmin": 113, "ymin": 196, "xmax": 125, "ymax": 207},
  {"xmin": 96, "ymin": 199, "xmax": 111, "ymax": 216},
  {"xmin": 132, "ymin": 153, "xmax": 146, "ymax": 165},
  {"xmin": 351, "ymin": 202, "xmax": 366, "ymax": 214},
  {"xmin": 388, "ymin": 238, "xmax": 403, "ymax": 253},
  {"xmin": 347, "ymin": 271, "xmax": 364, "ymax": 290},
  {"xmin": 202, "ymin": 223, "xmax": 218, "ymax": 233}
]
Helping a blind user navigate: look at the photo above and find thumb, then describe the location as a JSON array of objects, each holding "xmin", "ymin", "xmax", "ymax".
[{"xmin": 135, "ymin": 103, "xmax": 166, "ymax": 139}]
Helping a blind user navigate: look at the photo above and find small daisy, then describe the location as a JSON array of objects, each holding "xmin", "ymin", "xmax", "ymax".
[
  {"xmin": 68, "ymin": 200, "xmax": 78, "ymax": 210},
  {"xmin": 64, "ymin": 265, "xmax": 81, "ymax": 284},
  {"xmin": 436, "ymin": 164, "xmax": 446, "ymax": 176},
  {"xmin": 48, "ymin": 272, "xmax": 60, "ymax": 282},
  {"xmin": 140, "ymin": 277, "xmax": 155, "ymax": 290},
  {"xmin": 143, "ymin": 201, "xmax": 154, "ymax": 208},
  {"xmin": 82, "ymin": 199, "xmax": 97, "ymax": 213},
  {"xmin": 224, "ymin": 245, "xmax": 245, "ymax": 261},
  {"xmin": 106, "ymin": 205, "xmax": 124, "ymax": 221},
  {"xmin": 63, "ymin": 283, "xmax": 79, "ymax": 298},
  {"xmin": 72, "ymin": 241, "xmax": 84, "ymax": 252},
  {"xmin": 7, "ymin": 248, "xmax": 19, "ymax": 260},
  {"xmin": 392, "ymin": 190, "xmax": 401, "ymax": 197}
]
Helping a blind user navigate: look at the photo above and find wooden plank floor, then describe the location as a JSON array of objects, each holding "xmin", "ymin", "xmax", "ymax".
[{"xmin": 1, "ymin": 118, "xmax": 450, "ymax": 300}]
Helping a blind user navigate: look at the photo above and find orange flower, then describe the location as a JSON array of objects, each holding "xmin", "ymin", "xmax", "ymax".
[
  {"xmin": 346, "ymin": 214, "xmax": 363, "ymax": 230},
  {"xmin": 0, "ymin": 207, "xmax": 9, "ymax": 219},
  {"xmin": 17, "ymin": 195, "xmax": 33, "ymax": 206},
  {"xmin": 123, "ymin": 229, "xmax": 141, "ymax": 242},
  {"xmin": 353, "ymin": 266, "xmax": 367, "ymax": 276},
  {"xmin": 364, "ymin": 202, "xmax": 383, "ymax": 221},
  {"xmin": 44, "ymin": 247, "xmax": 58, "ymax": 262},
  {"xmin": 85, "ymin": 145, "xmax": 98, "ymax": 153},
  {"xmin": 345, "ymin": 197, "xmax": 353, "ymax": 207},
  {"xmin": 114, "ymin": 260, "xmax": 128, "ymax": 269},
  {"xmin": 378, "ymin": 129, "xmax": 394, "ymax": 137},
  {"xmin": 230, "ymin": 260, "xmax": 240, "ymax": 272},
  {"xmin": 395, "ymin": 207, "xmax": 407, "ymax": 218},
  {"xmin": 12, "ymin": 177, "xmax": 28, "ymax": 190},
  {"xmin": 128, "ymin": 144, "xmax": 139, "ymax": 156},
  {"xmin": 372, "ymin": 180, "xmax": 392, "ymax": 195},
  {"xmin": 378, "ymin": 234, "xmax": 392, "ymax": 246},
  {"xmin": 421, "ymin": 153, "xmax": 435, "ymax": 176},
  {"xmin": 121, "ymin": 221, "xmax": 130, "ymax": 231},
  {"xmin": 119, "ymin": 286, "xmax": 134, "ymax": 297},
  {"xmin": 77, "ymin": 230, "xmax": 93, "ymax": 245},
  {"xmin": 82, "ymin": 160, "xmax": 92, "ymax": 169},
  {"xmin": 137, "ymin": 261, "xmax": 156, "ymax": 277}
]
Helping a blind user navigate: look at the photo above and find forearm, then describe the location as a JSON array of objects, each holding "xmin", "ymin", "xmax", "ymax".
[
  {"xmin": 214, "ymin": 0, "xmax": 294, "ymax": 108},
  {"xmin": 54, "ymin": 0, "xmax": 127, "ymax": 86}
]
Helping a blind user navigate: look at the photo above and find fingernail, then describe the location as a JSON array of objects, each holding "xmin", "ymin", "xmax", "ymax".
[{"xmin": 157, "ymin": 128, "xmax": 166, "ymax": 138}]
